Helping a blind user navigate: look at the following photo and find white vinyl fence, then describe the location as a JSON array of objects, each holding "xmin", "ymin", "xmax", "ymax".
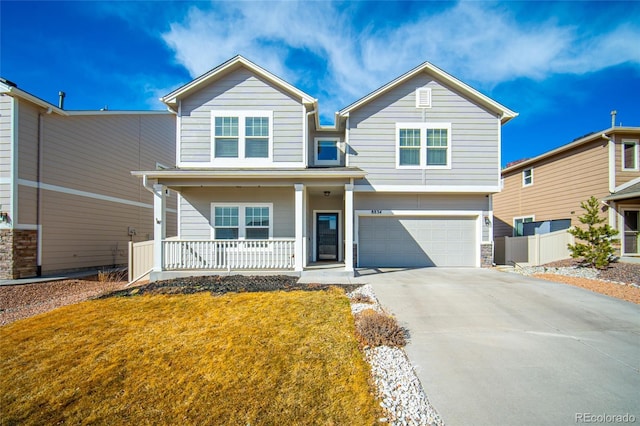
[
  {"xmin": 496, "ymin": 229, "xmax": 575, "ymax": 266},
  {"xmin": 128, "ymin": 240, "xmax": 154, "ymax": 282}
]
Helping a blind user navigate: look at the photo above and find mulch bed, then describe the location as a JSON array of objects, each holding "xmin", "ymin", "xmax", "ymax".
[{"xmin": 102, "ymin": 275, "xmax": 363, "ymax": 298}]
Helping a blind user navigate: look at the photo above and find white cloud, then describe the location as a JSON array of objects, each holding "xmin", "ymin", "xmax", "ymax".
[{"xmin": 160, "ymin": 1, "xmax": 640, "ymax": 122}]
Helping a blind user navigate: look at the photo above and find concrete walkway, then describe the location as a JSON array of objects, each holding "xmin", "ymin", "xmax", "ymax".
[
  {"xmin": 0, "ymin": 270, "xmax": 99, "ymax": 286},
  {"xmin": 364, "ymin": 268, "xmax": 640, "ymax": 426}
]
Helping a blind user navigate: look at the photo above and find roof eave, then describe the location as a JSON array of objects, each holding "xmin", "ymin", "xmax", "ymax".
[
  {"xmin": 132, "ymin": 168, "xmax": 367, "ymax": 180},
  {"xmin": 161, "ymin": 55, "xmax": 316, "ymax": 107},
  {"xmin": 1, "ymin": 83, "xmax": 68, "ymax": 116}
]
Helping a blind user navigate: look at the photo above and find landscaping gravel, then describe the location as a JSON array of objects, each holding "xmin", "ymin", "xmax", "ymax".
[{"xmin": 347, "ymin": 285, "xmax": 443, "ymax": 426}]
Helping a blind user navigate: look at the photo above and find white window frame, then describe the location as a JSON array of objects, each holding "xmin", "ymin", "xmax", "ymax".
[
  {"xmin": 395, "ymin": 122, "xmax": 452, "ymax": 170},
  {"xmin": 314, "ymin": 137, "xmax": 341, "ymax": 166},
  {"xmin": 211, "ymin": 203, "xmax": 273, "ymax": 240},
  {"xmin": 522, "ymin": 168, "xmax": 533, "ymax": 187},
  {"xmin": 621, "ymin": 139, "xmax": 639, "ymax": 171},
  {"xmin": 513, "ymin": 215, "xmax": 535, "ymax": 237},
  {"xmin": 211, "ymin": 111, "xmax": 273, "ymax": 165}
]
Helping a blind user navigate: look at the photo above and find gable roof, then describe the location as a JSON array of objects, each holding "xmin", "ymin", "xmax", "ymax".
[
  {"xmin": 161, "ymin": 55, "xmax": 317, "ymax": 109},
  {"xmin": 502, "ymin": 126, "xmax": 640, "ymax": 174},
  {"xmin": 338, "ymin": 61, "xmax": 518, "ymax": 124},
  {"xmin": 0, "ymin": 78, "xmax": 67, "ymax": 116}
]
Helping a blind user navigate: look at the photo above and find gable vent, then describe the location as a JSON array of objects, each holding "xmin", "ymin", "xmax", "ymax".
[{"xmin": 416, "ymin": 88, "xmax": 432, "ymax": 108}]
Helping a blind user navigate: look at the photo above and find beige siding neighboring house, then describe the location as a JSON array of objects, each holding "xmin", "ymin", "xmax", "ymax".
[
  {"xmin": 494, "ymin": 126, "xmax": 640, "ymax": 257},
  {"xmin": 133, "ymin": 55, "xmax": 517, "ymax": 281},
  {"xmin": 0, "ymin": 80, "xmax": 177, "ymax": 278}
]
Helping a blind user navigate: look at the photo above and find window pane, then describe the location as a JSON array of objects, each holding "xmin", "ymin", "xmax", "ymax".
[
  {"xmin": 624, "ymin": 143, "xmax": 636, "ymax": 169},
  {"xmin": 215, "ymin": 117, "xmax": 238, "ymax": 137},
  {"xmin": 245, "ymin": 207, "xmax": 269, "ymax": 227},
  {"xmin": 214, "ymin": 207, "xmax": 238, "ymax": 227},
  {"xmin": 216, "ymin": 228, "xmax": 239, "ymax": 239},
  {"xmin": 246, "ymin": 117, "xmax": 269, "ymax": 137},
  {"xmin": 427, "ymin": 129, "xmax": 447, "ymax": 147},
  {"xmin": 427, "ymin": 148, "xmax": 447, "ymax": 166},
  {"xmin": 245, "ymin": 138, "xmax": 269, "ymax": 158},
  {"xmin": 317, "ymin": 140, "xmax": 338, "ymax": 161},
  {"xmin": 399, "ymin": 129, "xmax": 420, "ymax": 147},
  {"xmin": 246, "ymin": 228, "xmax": 269, "ymax": 240},
  {"xmin": 399, "ymin": 148, "xmax": 420, "ymax": 165},
  {"xmin": 215, "ymin": 138, "xmax": 239, "ymax": 157}
]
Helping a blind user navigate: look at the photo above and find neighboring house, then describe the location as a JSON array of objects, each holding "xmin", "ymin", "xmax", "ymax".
[
  {"xmin": 133, "ymin": 55, "xmax": 517, "ymax": 280},
  {"xmin": 0, "ymin": 79, "xmax": 177, "ymax": 279},
  {"xmin": 493, "ymin": 126, "xmax": 640, "ymax": 256}
]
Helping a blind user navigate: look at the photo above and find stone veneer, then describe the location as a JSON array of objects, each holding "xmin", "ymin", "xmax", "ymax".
[
  {"xmin": 0, "ymin": 229, "xmax": 38, "ymax": 279},
  {"xmin": 480, "ymin": 243, "xmax": 493, "ymax": 268}
]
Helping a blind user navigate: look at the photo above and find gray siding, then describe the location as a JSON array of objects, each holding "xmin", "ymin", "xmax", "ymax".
[
  {"xmin": 18, "ymin": 112, "xmax": 177, "ymax": 273},
  {"xmin": 16, "ymin": 100, "xmax": 40, "ymax": 224},
  {"xmin": 347, "ymin": 74, "xmax": 500, "ymax": 187},
  {"xmin": 180, "ymin": 68, "xmax": 304, "ymax": 164},
  {"xmin": 179, "ymin": 187, "xmax": 295, "ymax": 239},
  {"xmin": 0, "ymin": 95, "xmax": 13, "ymax": 217},
  {"xmin": 354, "ymin": 193, "xmax": 491, "ymax": 241}
]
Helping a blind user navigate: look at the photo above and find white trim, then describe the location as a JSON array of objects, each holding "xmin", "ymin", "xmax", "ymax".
[
  {"xmin": 344, "ymin": 183, "xmax": 354, "ymax": 271},
  {"xmin": 210, "ymin": 203, "xmax": 274, "ymax": 240},
  {"xmin": 345, "ymin": 117, "xmax": 350, "ymax": 167},
  {"xmin": 314, "ymin": 137, "xmax": 341, "ymax": 166},
  {"xmin": 522, "ymin": 168, "xmax": 533, "ymax": 187},
  {"xmin": 415, "ymin": 88, "xmax": 432, "ymax": 108},
  {"xmin": 176, "ymin": 100, "xmax": 182, "ymax": 166},
  {"xmin": 609, "ymin": 135, "xmax": 616, "ymax": 193},
  {"xmin": 614, "ymin": 176, "xmax": 640, "ymax": 193},
  {"xmin": 294, "ymin": 184, "xmax": 304, "ymax": 271},
  {"xmin": 177, "ymin": 193, "xmax": 182, "ymax": 239},
  {"xmin": 353, "ymin": 184, "xmax": 500, "ymax": 193},
  {"xmin": 513, "ymin": 215, "xmax": 535, "ymax": 237},
  {"xmin": 176, "ymin": 161, "xmax": 307, "ymax": 169},
  {"xmin": 10, "ymin": 96, "xmax": 18, "ymax": 229},
  {"xmin": 64, "ymin": 110, "xmax": 172, "ymax": 116},
  {"xmin": 395, "ymin": 122, "xmax": 452, "ymax": 170},
  {"xmin": 620, "ymin": 206, "xmax": 640, "ymax": 255},
  {"xmin": 211, "ymin": 110, "xmax": 273, "ymax": 165},
  {"xmin": 354, "ymin": 209, "xmax": 482, "ymax": 268},
  {"xmin": 302, "ymin": 105, "xmax": 308, "ymax": 168},
  {"xmin": 313, "ymin": 210, "xmax": 342, "ymax": 262},
  {"xmin": 17, "ymin": 179, "xmax": 177, "ymax": 213},
  {"xmin": 621, "ymin": 139, "xmax": 639, "ymax": 171}
]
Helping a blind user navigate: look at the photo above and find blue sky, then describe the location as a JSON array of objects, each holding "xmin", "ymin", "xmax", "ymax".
[{"xmin": 1, "ymin": 1, "xmax": 639, "ymax": 166}]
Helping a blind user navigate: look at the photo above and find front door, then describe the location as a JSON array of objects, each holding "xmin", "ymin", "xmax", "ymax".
[
  {"xmin": 317, "ymin": 213, "xmax": 339, "ymax": 261},
  {"xmin": 624, "ymin": 210, "xmax": 640, "ymax": 255}
]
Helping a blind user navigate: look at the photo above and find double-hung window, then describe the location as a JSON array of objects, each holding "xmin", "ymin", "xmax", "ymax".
[
  {"xmin": 522, "ymin": 168, "xmax": 533, "ymax": 186},
  {"xmin": 396, "ymin": 123, "xmax": 451, "ymax": 169},
  {"xmin": 212, "ymin": 204, "xmax": 272, "ymax": 240},
  {"xmin": 211, "ymin": 111, "xmax": 272, "ymax": 162}
]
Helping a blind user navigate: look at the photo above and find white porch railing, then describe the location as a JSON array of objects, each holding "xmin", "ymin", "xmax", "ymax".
[{"xmin": 163, "ymin": 239, "xmax": 295, "ymax": 270}]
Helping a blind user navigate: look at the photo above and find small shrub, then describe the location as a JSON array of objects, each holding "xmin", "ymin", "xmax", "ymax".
[
  {"xmin": 97, "ymin": 268, "xmax": 128, "ymax": 283},
  {"xmin": 350, "ymin": 294, "xmax": 374, "ymax": 304},
  {"xmin": 355, "ymin": 309, "xmax": 407, "ymax": 347}
]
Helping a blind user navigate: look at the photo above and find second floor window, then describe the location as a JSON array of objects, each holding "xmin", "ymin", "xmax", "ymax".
[
  {"xmin": 396, "ymin": 123, "xmax": 451, "ymax": 169},
  {"xmin": 522, "ymin": 168, "xmax": 533, "ymax": 186},
  {"xmin": 212, "ymin": 111, "xmax": 272, "ymax": 161},
  {"xmin": 622, "ymin": 141, "xmax": 638, "ymax": 171}
]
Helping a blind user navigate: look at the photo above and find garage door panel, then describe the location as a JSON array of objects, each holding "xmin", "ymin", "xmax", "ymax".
[{"xmin": 359, "ymin": 216, "xmax": 476, "ymax": 267}]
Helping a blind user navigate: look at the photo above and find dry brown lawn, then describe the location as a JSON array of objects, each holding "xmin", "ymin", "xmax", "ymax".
[{"xmin": 1, "ymin": 289, "xmax": 381, "ymax": 425}]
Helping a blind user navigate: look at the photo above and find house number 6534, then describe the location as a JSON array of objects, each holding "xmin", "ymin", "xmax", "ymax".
[{"xmin": 371, "ymin": 210, "xmax": 383, "ymax": 214}]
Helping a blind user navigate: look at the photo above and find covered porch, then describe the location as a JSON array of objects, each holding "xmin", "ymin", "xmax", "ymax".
[{"xmin": 132, "ymin": 168, "xmax": 365, "ymax": 281}]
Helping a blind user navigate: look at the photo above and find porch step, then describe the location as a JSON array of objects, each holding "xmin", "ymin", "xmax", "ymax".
[{"xmin": 298, "ymin": 268, "xmax": 355, "ymax": 284}]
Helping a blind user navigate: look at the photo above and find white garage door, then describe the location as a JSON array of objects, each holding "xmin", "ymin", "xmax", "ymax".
[{"xmin": 358, "ymin": 216, "xmax": 477, "ymax": 267}]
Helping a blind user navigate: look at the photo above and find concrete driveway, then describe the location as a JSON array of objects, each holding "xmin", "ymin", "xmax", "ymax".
[{"xmin": 360, "ymin": 268, "xmax": 640, "ymax": 426}]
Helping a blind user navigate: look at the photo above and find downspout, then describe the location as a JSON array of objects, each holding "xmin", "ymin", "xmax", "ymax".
[{"xmin": 305, "ymin": 109, "xmax": 316, "ymax": 167}]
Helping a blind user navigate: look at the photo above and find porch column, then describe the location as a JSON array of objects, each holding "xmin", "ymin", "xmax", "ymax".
[
  {"xmin": 294, "ymin": 183, "xmax": 304, "ymax": 272},
  {"xmin": 153, "ymin": 184, "xmax": 166, "ymax": 272},
  {"xmin": 344, "ymin": 183, "xmax": 354, "ymax": 272}
]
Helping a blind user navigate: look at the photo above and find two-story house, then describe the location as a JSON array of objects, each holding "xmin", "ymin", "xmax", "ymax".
[
  {"xmin": 134, "ymin": 56, "xmax": 517, "ymax": 280},
  {"xmin": 0, "ymin": 79, "xmax": 176, "ymax": 279},
  {"xmin": 494, "ymin": 125, "xmax": 640, "ymax": 257}
]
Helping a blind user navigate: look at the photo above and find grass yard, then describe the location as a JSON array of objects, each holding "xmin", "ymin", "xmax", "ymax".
[{"xmin": 1, "ymin": 288, "xmax": 381, "ymax": 425}]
